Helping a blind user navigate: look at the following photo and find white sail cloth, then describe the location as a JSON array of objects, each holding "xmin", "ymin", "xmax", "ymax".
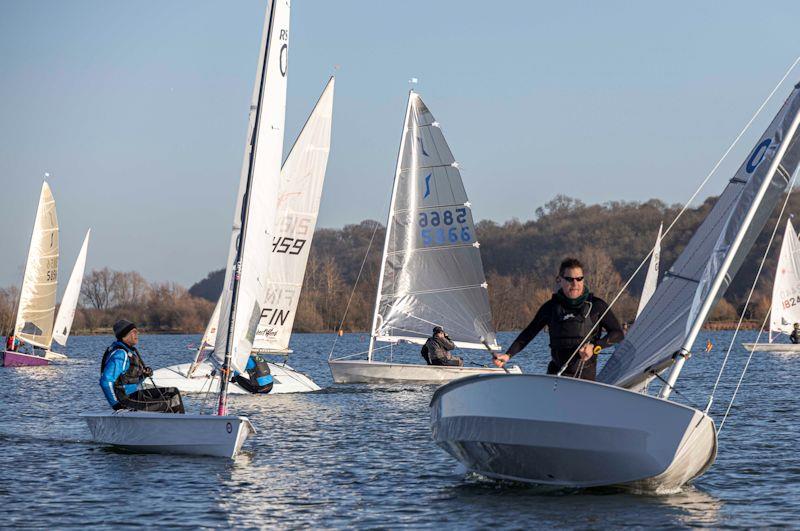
[
  {"xmin": 600, "ymin": 83, "xmax": 800, "ymax": 389},
  {"xmin": 770, "ymin": 220, "xmax": 800, "ymax": 336},
  {"xmin": 15, "ymin": 182, "xmax": 59, "ymax": 349},
  {"xmin": 253, "ymin": 77, "xmax": 334, "ymax": 353},
  {"xmin": 53, "ymin": 229, "xmax": 90, "ymax": 346},
  {"xmin": 213, "ymin": 0, "xmax": 290, "ymax": 374},
  {"xmin": 373, "ymin": 92, "xmax": 497, "ymax": 350},
  {"xmin": 636, "ymin": 223, "xmax": 662, "ymax": 318}
]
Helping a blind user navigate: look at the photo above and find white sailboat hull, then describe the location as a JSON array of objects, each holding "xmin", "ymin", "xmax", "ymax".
[
  {"xmin": 329, "ymin": 359, "xmax": 521, "ymax": 384},
  {"xmin": 430, "ymin": 374, "xmax": 717, "ymax": 492},
  {"xmin": 44, "ymin": 350, "xmax": 67, "ymax": 360},
  {"xmin": 742, "ymin": 342, "xmax": 800, "ymax": 353},
  {"xmin": 151, "ymin": 361, "xmax": 320, "ymax": 394},
  {"xmin": 82, "ymin": 411, "xmax": 255, "ymax": 459}
]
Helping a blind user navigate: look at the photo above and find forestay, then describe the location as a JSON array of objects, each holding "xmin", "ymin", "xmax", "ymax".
[
  {"xmin": 253, "ymin": 77, "xmax": 334, "ymax": 353},
  {"xmin": 15, "ymin": 182, "xmax": 59, "ymax": 349},
  {"xmin": 769, "ymin": 220, "xmax": 800, "ymax": 337},
  {"xmin": 53, "ymin": 229, "xmax": 90, "ymax": 346},
  {"xmin": 636, "ymin": 223, "xmax": 661, "ymax": 318},
  {"xmin": 600, "ymin": 83, "xmax": 800, "ymax": 389},
  {"xmin": 372, "ymin": 92, "xmax": 498, "ymax": 350},
  {"xmin": 213, "ymin": 0, "xmax": 290, "ymax": 374}
]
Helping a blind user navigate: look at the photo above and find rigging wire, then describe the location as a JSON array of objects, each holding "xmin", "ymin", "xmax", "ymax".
[
  {"xmin": 327, "ymin": 217, "xmax": 383, "ymax": 360},
  {"xmin": 557, "ymin": 53, "xmax": 800, "ymax": 377},
  {"xmin": 705, "ymin": 176, "xmax": 798, "ymax": 417},
  {"xmin": 718, "ymin": 310, "xmax": 771, "ymax": 433}
]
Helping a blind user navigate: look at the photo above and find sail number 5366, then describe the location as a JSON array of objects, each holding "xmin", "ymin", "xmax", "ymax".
[{"xmin": 418, "ymin": 208, "xmax": 471, "ymax": 246}]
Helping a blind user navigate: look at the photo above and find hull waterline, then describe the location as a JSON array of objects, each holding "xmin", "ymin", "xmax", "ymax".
[
  {"xmin": 329, "ymin": 359, "xmax": 521, "ymax": 384},
  {"xmin": 82, "ymin": 411, "xmax": 255, "ymax": 459},
  {"xmin": 430, "ymin": 373, "xmax": 717, "ymax": 491},
  {"xmin": 151, "ymin": 361, "xmax": 320, "ymax": 394},
  {"xmin": 742, "ymin": 342, "xmax": 800, "ymax": 353},
  {"xmin": 1, "ymin": 350, "xmax": 49, "ymax": 367}
]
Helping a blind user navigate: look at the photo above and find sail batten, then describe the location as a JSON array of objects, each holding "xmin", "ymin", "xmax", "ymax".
[
  {"xmin": 599, "ymin": 82, "xmax": 800, "ymax": 390},
  {"xmin": 371, "ymin": 92, "xmax": 497, "ymax": 350},
  {"xmin": 15, "ymin": 182, "xmax": 59, "ymax": 350}
]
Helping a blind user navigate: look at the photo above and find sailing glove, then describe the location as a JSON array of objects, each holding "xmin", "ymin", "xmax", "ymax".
[{"xmin": 142, "ymin": 367, "xmax": 153, "ymax": 378}]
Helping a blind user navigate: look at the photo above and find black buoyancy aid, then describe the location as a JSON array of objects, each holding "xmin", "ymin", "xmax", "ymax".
[
  {"xmin": 547, "ymin": 297, "xmax": 595, "ymax": 352},
  {"xmin": 101, "ymin": 341, "xmax": 146, "ymax": 397},
  {"xmin": 247, "ymin": 356, "xmax": 273, "ymax": 392}
]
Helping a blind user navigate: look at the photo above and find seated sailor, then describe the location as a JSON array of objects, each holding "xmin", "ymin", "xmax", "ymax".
[
  {"xmin": 421, "ymin": 326, "xmax": 463, "ymax": 367},
  {"xmin": 99, "ymin": 319, "xmax": 184, "ymax": 413},
  {"xmin": 792, "ymin": 323, "xmax": 800, "ymax": 344},
  {"xmin": 232, "ymin": 354, "xmax": 274, "ymax": 394}
]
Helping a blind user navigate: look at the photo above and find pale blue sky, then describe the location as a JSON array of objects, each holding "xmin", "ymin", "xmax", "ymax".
[{"xmin": 2, "ymin": 0, "xmax": 800, "ymax": 288}]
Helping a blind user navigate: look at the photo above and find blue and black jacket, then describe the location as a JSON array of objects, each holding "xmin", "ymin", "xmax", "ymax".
[
  {"xmin": 233, "ymin": 354, "xmax": 274, "ymax": 393},
  {"xmin": 99, "ymin": 341, "xmax": 146, "ymax": 407}
]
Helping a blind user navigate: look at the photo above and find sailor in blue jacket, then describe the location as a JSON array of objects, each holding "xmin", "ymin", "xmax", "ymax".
[
  {"xmin": 100, "ymin": 320, "xmax": 184, "ymax": 413},
  {"xmin": 232, "ymin": 354, "xmax": 274, "ymax": 394}
]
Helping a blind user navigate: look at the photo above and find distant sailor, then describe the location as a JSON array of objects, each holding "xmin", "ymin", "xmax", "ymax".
[
  {"xmin": 421, "ymin": 326, "xmax": 463, "ymax": 367},
  {"xmin": 232, "ymin": 354, "xmax": 274, "ymax": 394},
  {"xmin": 492, "ymin": 257, "xmax": 624, "ymax": 381},
  {"xmin": 791, "ymin": 323, "xmax": 800, "ymax": 344},
  {"xmin": 99, "ymin": 319, "xmax": 184, "ymax": 412},
  {"xmin": 5, "ymin": 334, "xmax": 21, "ymax": 352}
]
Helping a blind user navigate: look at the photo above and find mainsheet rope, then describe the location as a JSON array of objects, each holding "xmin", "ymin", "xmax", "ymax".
[{"xmin": 556, "ymin": 54, "xmax": 800, "ymax": 377}]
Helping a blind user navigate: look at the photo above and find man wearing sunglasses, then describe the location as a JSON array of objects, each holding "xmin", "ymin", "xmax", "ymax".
[{"xmin": 492, "ymin": 257, "xmax": 623, "ymax": 381}]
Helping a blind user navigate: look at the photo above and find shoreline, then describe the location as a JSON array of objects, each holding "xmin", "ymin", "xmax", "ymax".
[{"xmin": 66, "ymin": 321, "xmax": 764, "ymax": 337}]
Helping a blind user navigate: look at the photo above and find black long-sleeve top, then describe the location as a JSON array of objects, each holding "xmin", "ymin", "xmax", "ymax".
[{"xmin": 506, "ymin": 295, "xmax": 624, "ymax": 358}]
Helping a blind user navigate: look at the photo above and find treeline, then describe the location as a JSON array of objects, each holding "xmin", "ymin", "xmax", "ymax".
[
  {"xmin": 1, "ymin": 193, "xmax": 793, "ymax": 336},
  {"xmin": 190, "ymin": 192, "xmax": 800, "ymax": 332},
  {"xmin": 0, "ymin": 269, "xmax": 214, "ymax": 336}
]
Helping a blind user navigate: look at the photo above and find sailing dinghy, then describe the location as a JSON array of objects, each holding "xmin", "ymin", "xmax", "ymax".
[
  {"xmin": 328, "ymin": 91, "xmax": 520, "ymax": 384},
  {"xmin": 743, "ymin": 219, "xmax": 800, "ymax": 352},
  {"xmin": 2, "ymin": 181, "xmax": 60, "ymax": 367},
  {"xmin": 82, "ymin": 0, "xmax": 290, "ymax": 459},
  {"xmin": 151, "ymin": 77, "xmax": 334, "ymax": 395},
  {"xmin": 431, "ymin": 81, "xmax": 800, "ymax": 490}
]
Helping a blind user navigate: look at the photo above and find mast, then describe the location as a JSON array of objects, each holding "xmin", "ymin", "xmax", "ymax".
[
  {"xmin": 660, "ymin": 108, "xmax": 800, "ymax": 399},
  {"xmin": 367, "ymin": 91, "xmax": 415, "ymax": 362},
  {"xmin": 217, "ymin": 0, "xmax": 278, "ymax": 416}
]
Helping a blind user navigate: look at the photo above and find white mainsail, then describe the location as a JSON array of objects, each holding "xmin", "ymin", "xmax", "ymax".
[
  {"xmin": 53, "ymin": 229, "xmax": 90, "ymax": 346},
  {"xmin": 253, "ymin": 77, "xmax": 334, "ymax": 353},
  {"xmin": 213, "ymin": 0, "xmax": 290, "ymax": 375},
  {"xmin": 370, "ymin": 91, "xmax": 498, "ymax": 353},
  {"xmin": 769, "ymin": 219, "xmax": 800, "ymax": 337},
  {"xmin": 635, "ymin": 222, "xmax": 662, "ymax": 318},
  {"xmin": 599, "ymin": 82, "xmax": 800, "ymax": 391},
  {"xmin": 15, "ymin": 181, "xmax": 59, "ymax": 349}
]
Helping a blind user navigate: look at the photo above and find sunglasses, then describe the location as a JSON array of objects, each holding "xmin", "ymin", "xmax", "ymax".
[{"xmin": 561, "ymin": 276, "xmax": 584, "ymax": 283}]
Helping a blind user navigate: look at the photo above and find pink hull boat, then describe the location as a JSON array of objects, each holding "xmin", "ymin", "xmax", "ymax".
[{"xmin": 1, "ymin": 350, "xmax": 49, "ymax": 367}]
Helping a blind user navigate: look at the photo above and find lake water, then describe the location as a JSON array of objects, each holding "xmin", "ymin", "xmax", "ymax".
[{"xmin": 1, "ymin": 330, "xmax": 798, "ymax": 528}]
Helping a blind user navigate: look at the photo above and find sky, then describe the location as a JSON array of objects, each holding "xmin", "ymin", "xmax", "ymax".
[{"xmin": 3, "ymin": 0, "xmax": 800, "ymax": 290}]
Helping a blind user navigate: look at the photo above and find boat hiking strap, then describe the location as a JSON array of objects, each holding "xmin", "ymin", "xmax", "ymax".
[
  {"xmin": 705, "ymin": 174, "xmax": 797, "ymax": 428},
  {"xmin": 328, "ymin": 217, "xmax": 384, "ymax": 361},
  {"xmin": 556, "ymin": 53, "xmax": 800, "ymax": 378}
]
